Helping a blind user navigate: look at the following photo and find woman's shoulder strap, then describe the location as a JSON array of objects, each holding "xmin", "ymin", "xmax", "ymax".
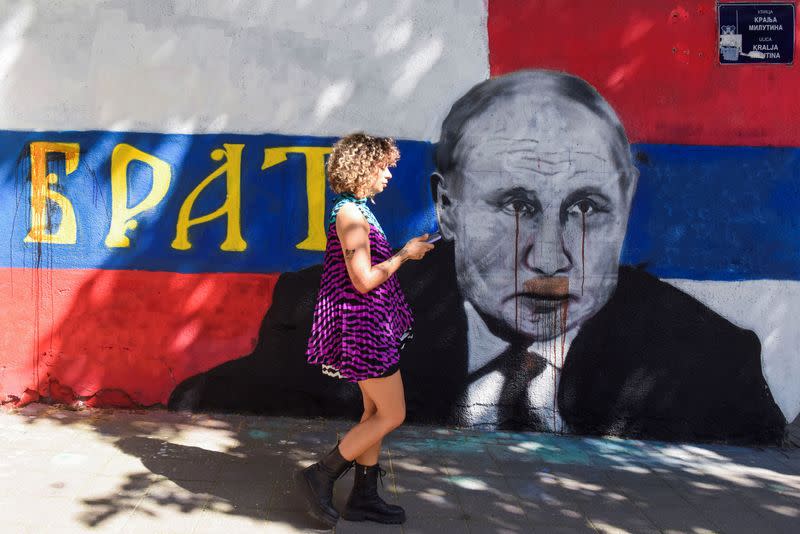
[
  {"xmin": 330, "ymin": 193, "xmax": 366, "ymax": 225},
  {"xmin": 329, "ymin": 194, "xmax": 385, "ymax": 236}
]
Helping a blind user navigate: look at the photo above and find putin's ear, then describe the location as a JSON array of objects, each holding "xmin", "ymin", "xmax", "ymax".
[
  {"xmin": 623, "ymin": 167, "xmax": 640, "ymax": 205},
  {"xmin": 431, "ymin": 172, "xmax": 455, "ymax": 240}
]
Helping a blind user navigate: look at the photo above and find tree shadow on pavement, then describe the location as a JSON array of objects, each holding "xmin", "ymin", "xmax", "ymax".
[{"xmin": 3, "ymin": 404, "xmax": 800, "ymax": 533}]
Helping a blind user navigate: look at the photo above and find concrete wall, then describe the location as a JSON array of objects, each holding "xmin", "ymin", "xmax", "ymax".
[
  {"xmin": 0, "ymin": 0, "xmax": 796, "ymax": 444},
  {"xmin": 0, "ymin": 0, "xmax": 487, "ymax": 138}
]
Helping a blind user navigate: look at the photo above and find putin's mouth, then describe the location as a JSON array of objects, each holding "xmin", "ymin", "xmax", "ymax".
[{"xmin": 511, "ymin": 277, "xmax": 571, "ymax": 301}]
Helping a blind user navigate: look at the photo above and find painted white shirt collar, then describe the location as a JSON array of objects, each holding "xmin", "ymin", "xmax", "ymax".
[{"xmin": 462, "ymin": 300, "xmax": 579, "ymax": 432}]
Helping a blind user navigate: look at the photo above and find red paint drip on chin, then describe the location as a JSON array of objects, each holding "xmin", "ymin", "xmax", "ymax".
[
  {"xmin": 560, "ymin": 300, "xmax": 568, "ymax": 359},
  {"xmin": 552, "ymin": 299, "xmax": 557, "ymax": 430}
]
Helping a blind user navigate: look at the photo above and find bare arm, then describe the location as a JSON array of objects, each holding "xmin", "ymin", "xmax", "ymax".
[{"xmin": 336, "ymin": 203, "xmax": 433, "ymax": 294}]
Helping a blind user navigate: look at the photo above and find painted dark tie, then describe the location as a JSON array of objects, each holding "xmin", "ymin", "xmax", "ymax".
[{"xmin": 497, "ymin": 347, "xmax": 548, "ymax": 430}]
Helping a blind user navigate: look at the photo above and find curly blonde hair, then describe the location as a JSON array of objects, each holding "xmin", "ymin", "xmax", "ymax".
[{"xmin": 327, "ymin": 133, "xmax": 400, "ymax": 195}]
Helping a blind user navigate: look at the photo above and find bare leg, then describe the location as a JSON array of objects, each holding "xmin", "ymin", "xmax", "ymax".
[
  {"xmin": 338, "ymin": 371, "xmax": 405, "ymax": 462},
  {"xmin": 354, "ymin": 387, "xmax": 382, "ymax": 466}
]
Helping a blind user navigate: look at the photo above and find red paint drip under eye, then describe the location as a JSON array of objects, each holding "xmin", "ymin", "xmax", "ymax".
[
  {"xmin": 515, "ymin": 207, "xmax": 520, "ymax": 331},
  {"xmin": 581, "ymin": 211, "xmax": 586, "ymax": 295}
]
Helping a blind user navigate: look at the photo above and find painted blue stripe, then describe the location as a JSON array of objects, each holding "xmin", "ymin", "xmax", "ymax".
[
  {"xmin": 622, "ymin": 144, "xmax": 800, "ymax": 280},
  {"xmin": 0, "ymin": 130, "xmax": 436, "ymax": 273},
  {"xmin": 0, "ymin": 130, "xmax": 797, "ymax": 280}
]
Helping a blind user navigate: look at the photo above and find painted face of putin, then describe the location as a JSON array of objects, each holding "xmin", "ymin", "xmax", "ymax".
[{"xmin": 434, "ymin": 70, "xmax": 638, "ymax": 342}]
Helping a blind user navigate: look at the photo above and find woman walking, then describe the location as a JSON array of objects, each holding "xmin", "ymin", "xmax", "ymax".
[{"xmin": 296, "ymin": 133, "xmax": 433, "ymax": 527}]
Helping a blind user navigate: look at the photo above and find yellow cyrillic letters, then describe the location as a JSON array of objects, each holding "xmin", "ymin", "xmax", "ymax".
[
  {"xmin": 25, "ymin": 142, "xmax": 80, "ymax": 244},
  {"xmin": 172, "ymin": 144, "xmax": 247, "ymax": 252},
  {"xmin": 105, "ymin": 144, "xmax": 172, "ymax": 248},
  {"xmin": 262, "ymin": 146, "xmax": 331, "ymax": 251}
]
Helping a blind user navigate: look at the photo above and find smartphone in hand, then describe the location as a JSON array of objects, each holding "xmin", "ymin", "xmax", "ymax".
[{"xmin": 425, "ymin": 232, "xmax": 442, "ymax": 244}]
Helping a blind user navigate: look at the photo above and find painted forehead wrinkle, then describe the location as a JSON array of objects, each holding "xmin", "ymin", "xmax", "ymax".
[
  {"xmin": 461, "ymin": 139, "xmax": 614, "ymax": 178},
  {"xmin": 456, "ymin": 105, "xmax": 618, "ymax": 168}
]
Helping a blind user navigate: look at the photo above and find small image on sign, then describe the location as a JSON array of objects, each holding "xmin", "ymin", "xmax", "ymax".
[{"xmin": 718, "ymin": 3, "xmax": 795, "ymax": 64}]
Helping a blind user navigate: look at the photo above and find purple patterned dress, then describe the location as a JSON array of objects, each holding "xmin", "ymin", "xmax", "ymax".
[{"xmin": 306, "ymin": 193, "xmax": 414, "ymax": 382}]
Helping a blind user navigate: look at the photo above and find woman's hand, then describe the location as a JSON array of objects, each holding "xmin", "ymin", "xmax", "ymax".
[
  {"xmin": 399, "ymin": 234, "xmax": 435, "ymax": 261},
  {"xmin": 338, "ymin": 203, "xmax": 433, "ymax": 293}
]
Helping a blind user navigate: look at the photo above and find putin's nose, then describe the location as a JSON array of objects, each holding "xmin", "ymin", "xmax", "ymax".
[{"xmin": 524, "ymin": 222, "xmax": 572, "ymax": 277}]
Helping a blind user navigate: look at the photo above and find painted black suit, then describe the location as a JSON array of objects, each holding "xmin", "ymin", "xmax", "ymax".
[{"xmin": 168, "ymin": 242, "xmax": 786, "ymax": 444}]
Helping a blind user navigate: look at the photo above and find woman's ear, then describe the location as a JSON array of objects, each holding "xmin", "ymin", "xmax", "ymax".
[{"xmin": 431, "ymin": 172, "xmax": 455, "ymax": 240}]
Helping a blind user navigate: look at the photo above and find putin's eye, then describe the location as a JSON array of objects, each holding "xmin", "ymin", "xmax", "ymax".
[
  {"xmin": 567, "ymin": 198, "xmax": 602, "ymax": 217},
  {"xmin": 501, "ymin": 199, "xmax": 538, "ymax": 217}
]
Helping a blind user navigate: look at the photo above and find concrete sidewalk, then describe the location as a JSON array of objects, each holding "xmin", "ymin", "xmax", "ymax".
[{"xmin": 1, "ymin": 405, "xmax": 798, "ymax": 534}]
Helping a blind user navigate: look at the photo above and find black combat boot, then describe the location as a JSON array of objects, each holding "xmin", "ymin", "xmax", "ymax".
[
  {"xmin": 341, "ymin": 462, "xmax": 406, "ymax": 524},
  {"xmin": 295, "ymin": 444, "xmax": 353, "ymax": 527}
]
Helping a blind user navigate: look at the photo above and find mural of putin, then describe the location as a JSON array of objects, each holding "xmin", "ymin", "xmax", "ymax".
[
  {"xmin": 169, "ymin": 70, "xmax": 786, "ymax": 444},
  {"xmin": 430, "ymin": 69, "xmax": 640, "ymax": 432}
]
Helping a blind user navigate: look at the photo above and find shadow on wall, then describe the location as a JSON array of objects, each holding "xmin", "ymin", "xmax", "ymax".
[
  {"xmin": 0, "ymin": 0, "xmax": 475, "ymax": 139},
  {"xmin": 165, "ymin": 69, "xmax": 790, "ymax": 446},
  {"xmin": 2, "ymin": 125, "xmax": 439, "ymax": 409},
  {"xmin": 1, "ymin": 2, "xmax": 795, "ymax": 449},
  {"xmin": 1, "ymin": 0, "xmax": 462, "ymax": 410},
  {"xmin": 1, "ymin": 131, "xmax": 278, "ymax": 408}
]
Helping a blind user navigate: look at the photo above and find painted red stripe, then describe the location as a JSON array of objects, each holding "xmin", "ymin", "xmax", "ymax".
[
  {"xmin": 0, "ymin": 268, "xmax": 278, "ymax": 407},
  {"xmin": 488, "ymin": 0, "xmax": 800, "ymax": 147}
]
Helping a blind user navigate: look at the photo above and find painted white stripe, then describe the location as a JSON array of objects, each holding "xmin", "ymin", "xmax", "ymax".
[
  {"xmin": 666, "ymin": 279, "xmax": 800, "ymax": 423},
  {"xmin": 0, "ymin": 0, "xmax": 488, "ymax": 139}
]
